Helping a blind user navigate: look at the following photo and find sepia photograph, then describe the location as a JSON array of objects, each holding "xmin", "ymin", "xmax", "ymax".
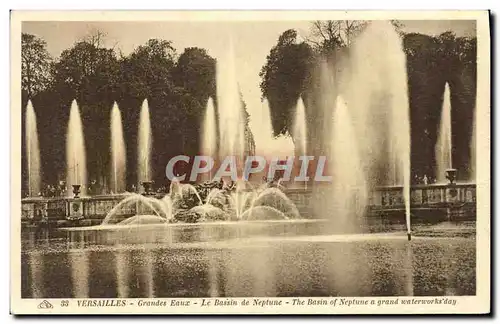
[{"xmin": 10, "ymin": 10, "xmax": 490, "ymax": 315}]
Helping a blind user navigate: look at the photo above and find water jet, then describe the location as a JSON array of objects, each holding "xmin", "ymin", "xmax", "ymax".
[
  {"xmin": 66, "ymin": 99, "xmax": 87, "ymax": 197},
  {"xmin": 25, "ymin": 100, "xmax": 41, "ymax": 197}
]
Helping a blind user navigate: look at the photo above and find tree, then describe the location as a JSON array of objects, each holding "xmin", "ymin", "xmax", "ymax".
[
  {"xmin": 116, "ymin": 39, "xmax": 181, "ymax": 186},
  {"xmin": 259, "ymin": 29, "xmax": 314, "ymax": 137},
  {"xmin": 21, "ymin": 33, "xmax": 52, "ymax": 98},
  {"xmin": 403, "ymin": 31, "xmax": 477, "ymax": 180},
  {"xmin": 260, "ymin": 21, "xmax": 476, "ymax": 181},
  {"xmin": 307, "ymin": 20, "xmax": 405, "ymax": 53},
  {"xmin": 52, "ymin": 40, "xmax": 120, "ymax": 102},
  {"xmin": 308, "ymin": 20, "xmax": 366, "ymax": 50},
  {"xmin": 173, "ymin": 47, "xmax": 216, "ymax": 103},
  {"xmin": 50, "ymin": 31, "xmax": 121, "ymax": 190},
  {"xmin": 119, "ymin": 39, "xmax": 177, "ymax": 100}
]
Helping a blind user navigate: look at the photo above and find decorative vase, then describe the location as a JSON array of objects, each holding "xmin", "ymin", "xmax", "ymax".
[
  {"xmin": 445, "ymin": 169, "xmax": 457, "ymax": 185},
  {"xmin": 72, "ymin": 184, "xmax": 81, "ymax": 198},
  {"xmin": 142, "ymin": 181, "xmax": 153, "ymax": 195}
]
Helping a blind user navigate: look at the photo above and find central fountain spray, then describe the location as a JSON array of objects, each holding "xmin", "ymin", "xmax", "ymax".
[
  {"xmin": 315, "ymin": 21, "xmax": 412, "ymax": 239},
  {"xmin": 348, "ymin": 21, "xmax": 411, "ymax": 239},
  {"xmin": 216, "ymin": 36, "xmax": 245, "ymax": 167},
  {"xmin": 66, "ymin": 99, "xmax": 87, "ymax": 197},
  {"xmin": 138, "ymin": 99, "xmax": 153, "ymax": 193},
  {"xmin": 201, "ymin": 97, "xmax": 217, "ymax": 181},
  {"xmin": 110, "ymin": 102, "xmax": 126, "ymax": 193},
  {"xmin": 293, "ymin": 97, "xmax": 308, "ymax": 187},
  {"xmin": 436, "ymin": 83, "xmax": 453, "ymax": 183},
  {"xmin": 330, "ymin": 96, "xmax": 368, "ymax": 231},
  {"xmin": 25, "ymin": 100, "xmax": 41, "ymax": 197}
]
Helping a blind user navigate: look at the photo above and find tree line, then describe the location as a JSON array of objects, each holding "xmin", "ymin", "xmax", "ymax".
[
  {"xmin": 21, "ymin": 21, "xmax": 477, "ymax": 196},
  {"xmin": 259, "ymin": 20, "xmax": 477, "ymax": 181},
  {"xmin": 21, "ymin": 31, "xmax": 254, "ymax": 194}
]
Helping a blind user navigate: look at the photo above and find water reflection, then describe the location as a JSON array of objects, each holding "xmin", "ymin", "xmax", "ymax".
[
  {"xmin": 115, "ymin": 249, "xmax": 130, "ymax": 298},
  {"xmin": 21, "ymin": 225, "xmax": 476, "ymax": 298},
  {"xmin": 207, "ymin": 250, "xmax": 220, "ymax": 297},
  {"xmin": 27, "ymin": 230, "xmax": 44, "ymax": 298},
  {"xmin": 69, "ymin": 250, "xmax": 89, "ymax": 298},
  {"xmin": 405, "ymin": 244, "xmax": 414, "ymax": 296}
]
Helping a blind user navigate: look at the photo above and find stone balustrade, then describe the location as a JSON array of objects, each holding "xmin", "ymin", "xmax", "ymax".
[{"xmin": 21, "ymin": 183, "xmax": 476, "ymax": 227}]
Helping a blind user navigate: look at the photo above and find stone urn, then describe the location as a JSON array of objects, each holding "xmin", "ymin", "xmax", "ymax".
[
  {"xmin": 72, "ymin": 184, "xmax": 81, "ymax": 198},
  {"xmin": 445, "ymin": 169, "xmax": 457, "ymax": 185},
  {"xmin": 142, "ymin": 181, "xmax": 154, "ymax": 195}
]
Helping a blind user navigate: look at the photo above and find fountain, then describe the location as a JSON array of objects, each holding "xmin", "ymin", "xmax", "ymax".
[
  {"xmin": 228, "ymin": 180, "xmax": 258, "ymax": 220},
  {"xmin": 293, "ymin": 97, "xmax": 308, "ymax": 187},
  {"xmin": 19, "ymin": 20, "xmax": 479, "ymax": 304},
  {"xmin": 20, "ymin": 22, "xmax": 473, "ymax": 234},
  {"xmin": 110, "ymin": 102, "xmax": 126, "ymax": 193},
  {"xmin": 25, "ymin": 100, "xmax": 41, "ymax": 197},
  {"xmin": 170, "ymin": 181, "xmax": 203, "ymax": 207},
  {"xmin": 216, "ymin": 36, "xmax": 245, "ymax": 168},
  {"xmin": 436, "ymin": 83, "xmax": 453, "ymax": 183},
  {"xmin": 66, "ymin": 99, "xmax": 87, "ymax": 197},
  {"xmin": 101, "ymin": 193, "xmax": 172, "ymax": 225},
  {"xmin": 244, "ymin": 187, "xmax": 301, "ymax": 220},
  {"xmin": 138, "ymin": 99, "xmax": 152, "ymax": 191},
  {"xmin": 328, "ymin": 96, "xmax": 368, "ymax": 232},
  {"xmin": 313, "ymin": 21, "xmax": 411, "ymax": 238},
  {"xmin": 98, "ymin": 171, "xmax": 303, "ymax": 227},
  {"xmin": 201, "ymin": 97, "xmax": 217, "ymax": 181}
]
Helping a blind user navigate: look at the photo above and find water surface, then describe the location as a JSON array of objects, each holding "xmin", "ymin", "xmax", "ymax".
[{"xmin": 21, "ymin": 222, "xmax": 476, "ymax": 298}]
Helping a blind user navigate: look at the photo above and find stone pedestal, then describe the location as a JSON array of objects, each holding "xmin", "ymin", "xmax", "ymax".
[{"xmin": 67, "ymin": 199, "xmax": 84, "ymax": 221}]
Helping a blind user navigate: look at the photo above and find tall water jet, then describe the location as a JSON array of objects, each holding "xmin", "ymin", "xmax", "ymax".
[
  {"xmin": 335, "ymin": 21, "xmax": 411, "ymax": 237},
  {"xmin": 293, "ymin": 97, "xmax": 307, "ymax": 187},
  {"xmin": 329, "ymin": 96, "xmax": 367, "ymax": 231},
  {"xmin": 66, "ymin": 99, "xmax": 87, "ymax": 197},
  {"xmin": 138, "ymin": 99, "xmax": 152, "ymax": 187},
  {"xmin": 110, "ymin": 102, "xmax": 126, "ymax": 193},
  {"xmin": 385, "ymin": 23, "xmax": 412, "ymax": 240},
  {"xmin": 436, "ymin": 83, "xmax": 453, "ymax": 183},
  {"xmin": 216, "ymin": 37, "xmax": 245, "ymax": 165},
  {"xmin": 201, "ymin": 97, "xmax": 217, "ymax": 181},
  {"xmin": 25, "ymin": 100, "xmax": 41, "ymax": 196}
]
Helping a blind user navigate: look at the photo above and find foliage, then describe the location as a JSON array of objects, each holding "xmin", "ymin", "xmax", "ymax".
[
  {"xmin": 21, "ymin": 33, "xmax": 52, "ymax": 98},
  {"xmin": 21, "ymin": 32, "xmax": 254, "ymax": 194},
  {"xmin": 403, "ymin": 31, "xmax": 477, "ymax": 178},
  {"xmin": 306, "ymin": 20, "xmax": 404, "ymax": 53},
  {"xmin": 259, "ymin": 29, "xmax": 314, "ymax": 137},
  {"xmin": 173, "ymin": 47, "xmax": 216, "ymax": 104},
  {"xmin": 259, "ymin": 22, "xmax": 477, "ymax": 179}
]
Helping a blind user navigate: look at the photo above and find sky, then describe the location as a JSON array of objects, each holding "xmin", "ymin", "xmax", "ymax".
[{"xmin": 22, "ymin": 20, "xmax": 476, "ymax": 155}]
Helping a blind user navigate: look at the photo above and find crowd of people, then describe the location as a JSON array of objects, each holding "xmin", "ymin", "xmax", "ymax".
[{"xmin": 413, "ymin": 174, "xmax": 437, "ymax": 185}]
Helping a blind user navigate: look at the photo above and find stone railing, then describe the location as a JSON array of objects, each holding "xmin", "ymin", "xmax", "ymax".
[{"xmin": 21, "ymin": 183, "xmax": 476, "ymax": 226}]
